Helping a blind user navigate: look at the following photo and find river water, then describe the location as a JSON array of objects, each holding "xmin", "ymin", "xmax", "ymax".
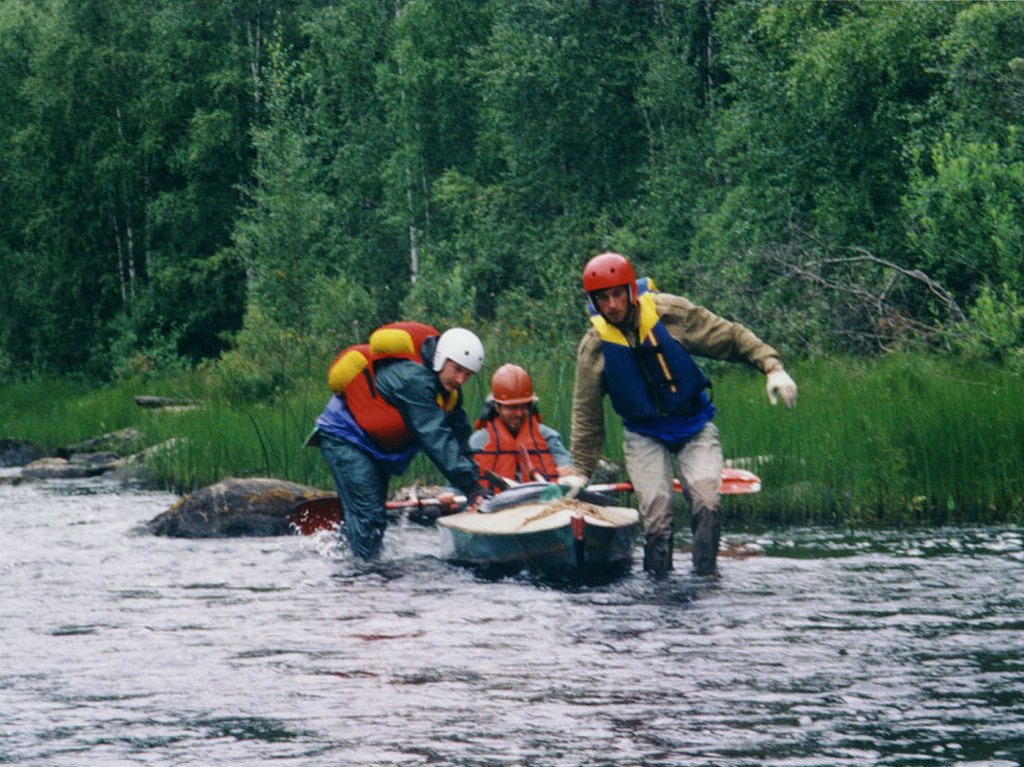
[{"xmin": 1, "ymin": 472, "xmax": 1022, "ymax": 766}]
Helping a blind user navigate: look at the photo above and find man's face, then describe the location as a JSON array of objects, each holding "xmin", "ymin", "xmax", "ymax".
[
  {"xmin": 592, "ymin": 285, "xmax": 632, "ymax": 325},
  {"xmin": 495, "ymin": 402, "xmax": 529, "ymax": 434},
  {"xmin": 438, "ymin": 359, "xmax": 475, "ymax": 392}
]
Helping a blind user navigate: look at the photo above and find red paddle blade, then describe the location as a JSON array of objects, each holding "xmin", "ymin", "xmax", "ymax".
[
  {"xmin": 288, "ymin": 496, "xmax": 342, "ymax": 534},
  {"xmin": 671, "ymin": 468, "xmax": 761, "ymax": 494},
  {"xmin": 718, "ymin": 467, "xmax": 762, "ymax": 494},
  {"xmin": 588, "ymin": 468, "xmax": 762, "ymax": 496}
]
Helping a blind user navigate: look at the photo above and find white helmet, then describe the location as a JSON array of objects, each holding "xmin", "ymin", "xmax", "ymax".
[{"xmin": 433, "ymin": 327, "xmax": 484, "ymax": 373}]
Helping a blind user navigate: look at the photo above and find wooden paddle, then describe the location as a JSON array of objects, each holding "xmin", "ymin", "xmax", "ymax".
[
  {"xmin": 286, "ymin": 467, "xmax": 761, "ymax": 535},
  {"xmin": 288, "ymin": 493, "xmax": 463, "ymax": 534}
]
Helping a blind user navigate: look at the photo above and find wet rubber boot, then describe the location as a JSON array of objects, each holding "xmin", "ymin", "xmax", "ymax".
[
  {"xmin": 690, "ymin": 507, "xmax": 721, "ymax": 576},
  {"xmin": 643, "ymin": 535, "xmax": 674, "ymax": 575}
]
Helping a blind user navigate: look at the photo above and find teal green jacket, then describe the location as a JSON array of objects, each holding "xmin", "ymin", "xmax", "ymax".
[{"xmin": 373, "ymin": 354, "xmax": 479, "ymax": 494}]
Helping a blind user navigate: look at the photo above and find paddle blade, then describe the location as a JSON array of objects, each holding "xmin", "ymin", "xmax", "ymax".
[
  {"xmin": 719, "ymin": 467, "xmax": 761, "ymax": 494},
  {"xmin": 589, "ymin": 468, "xmax": 762, "ymax": 496},
  {"xmin": 288, "ymin": 495, "xmax": 341, "ymax": 534}
]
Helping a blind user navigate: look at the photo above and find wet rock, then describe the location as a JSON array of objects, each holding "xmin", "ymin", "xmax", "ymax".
[
  {"xmin": 0, "ymin": 438, "xmax": 43, "ymax": 467},
  {"xmin": 110, "ymin": 438, "xmax": 184, "ymax": 484},
  {"xmin": 57, "ymin": 428, "xmax": 144, "ymax": 459},
  {"xmin": 148, "ymin": 477, "xmax": 333, "ymax": 538},
  {"xmin": 0, "ymin": 470, "xmax": 24, "ymax": 486},
  {"xmin": 21, "ymin": 454, "xmax": 124, "ymax": 480}
]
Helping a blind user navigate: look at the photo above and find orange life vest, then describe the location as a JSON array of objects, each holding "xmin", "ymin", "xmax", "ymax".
[
  {"xmin": 473, "ymin": 413, "xmax": 559, "ymax": 489},
  {"xmin": 326, "ymin": 322, "xmax": 457, "ymax": 451}
]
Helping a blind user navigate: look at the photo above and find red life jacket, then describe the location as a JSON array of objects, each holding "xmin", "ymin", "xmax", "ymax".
[
  {"xmin": 473, "ymin": 412, "xmax": 559, "ymax": 489},
  {"xmin": 326, "ymin": 322, "xmax": 456, "ymax": 451}
]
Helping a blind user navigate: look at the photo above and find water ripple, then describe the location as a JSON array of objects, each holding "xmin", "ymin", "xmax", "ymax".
[{"xmin": 0, "ymin": 479, "xmax": 1022, "ymax": 765}]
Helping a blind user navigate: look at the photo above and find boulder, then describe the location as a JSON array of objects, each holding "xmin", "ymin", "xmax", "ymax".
[
  {"xmin": 21, "ymin": 453, "xmax": 124, "ymax": 480},
  {"xmin": 148, "ymin": 477, "xmax": 333, "ymax": 538},
  {"xmin": 60, "ymin": 428, "xmax": 143, "ymax": 458},
  {"xmin": 110, "ymin": 438, "xmax": 186, "ymax": 484},
  {"xmin": 0, "ymin": 438, "xmax": 44, "ymax": 468}
]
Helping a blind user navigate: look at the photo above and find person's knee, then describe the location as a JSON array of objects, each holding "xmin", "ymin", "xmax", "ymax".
[
  {"xmin": 687, "ymin": 478, "xmax": 720, "ymax": 514},
  {"xmin": 638, "ymin": 492, "xmax": 673, "ymax": 535},
  {"xmin": 644, "ymin": 513, "xmax": 673, "ymax": 541}
]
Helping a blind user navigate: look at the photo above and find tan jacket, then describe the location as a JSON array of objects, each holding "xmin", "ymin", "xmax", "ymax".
[{"xmin": 570, "ymin": 292, "xmax": 782, "ymax": 477}]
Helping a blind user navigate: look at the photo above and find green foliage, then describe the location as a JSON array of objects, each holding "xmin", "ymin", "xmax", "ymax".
[
  {"xmin": 948, "ymin": 285, "xmax": 1024, "ymax": 369},
  {"xmin": 100, "ymin": 312, "xmax": 190, "ymax": 381},
  {"xmin": 140, "ymin": 389, "xmax": 330, "ymax": 493},
  {"xmin": 427, "ymin": 169, "xmax": 527, "ymax": 320},
  {"xmin": 903, "ymin": 131, "xmax": 1024, "ymax": 304},
  {"xmin": 477, "ymin": 0, "xmax": 650, "ymax": 214},
  {"xmin": 1, "ymin": 0, "xmax": 1024, "ymax": 387},
  {"xmin": 399, "ymin": 258, "xmax": 479, "ymax": 330},
  {"xmin": 0, "ymin": 377, "xmax": 153, "ymax": 450},
  {"xmin": 0, "ymin": 0, "xmax": 320, "ymax": 379},
  {"xmin": 936, "ymin": 1, "xmax": 1024, "ymax": 142},
  {"xmin": 236, "ymin": 36, "xmax": 336, "ymax": 333},
  {"xmin": 299, "ymin": 1, "xmax": 407, "ymax": 319},
  {"xmin": 714, "ymin": 354, "xmax": 1024, "ymax": 528},
  {"xmin": 4, "ymin": 353, "xmax": 1023, "ymax": 529}
]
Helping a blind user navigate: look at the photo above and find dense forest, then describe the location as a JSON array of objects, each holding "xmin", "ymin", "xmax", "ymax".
[{"xmin": 2, "ymin": 0, "xmax": 1022, "ymax": 386}]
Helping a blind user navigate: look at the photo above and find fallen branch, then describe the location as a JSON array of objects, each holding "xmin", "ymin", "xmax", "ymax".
[{"xmin": 135, "ymin": 396, "xmax": 199, "ymax": 410}]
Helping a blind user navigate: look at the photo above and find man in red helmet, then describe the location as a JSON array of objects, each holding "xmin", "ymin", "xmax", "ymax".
[
  {"xmin": 570, "ymin": 252, "xmax": 797, "ymax": 576},
  {"xmin": 470, "ymin": 363, "xmax": 574, "ymax": 489}
]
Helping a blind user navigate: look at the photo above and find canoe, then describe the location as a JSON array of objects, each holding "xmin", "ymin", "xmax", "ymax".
[{"xmin": 436, "ymin": 496, "xmax": 640, "ymax": 578}]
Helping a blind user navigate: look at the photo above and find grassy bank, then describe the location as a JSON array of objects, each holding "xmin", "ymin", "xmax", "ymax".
[{"xmin": 2, "ymin": 353, "xmax": 1022, "ymax": 528}]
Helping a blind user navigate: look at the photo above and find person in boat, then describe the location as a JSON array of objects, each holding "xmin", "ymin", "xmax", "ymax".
[
  {"xmin": 567, "ymin": 252, "xmax": 798, "ymax": 576},
  {"xmin": 309, "ymin": 323, "xmax": 493, "ymax": 559},
  {"xmin": 470, "ymin": 363, "xmax": 574, "ymax": 491}
]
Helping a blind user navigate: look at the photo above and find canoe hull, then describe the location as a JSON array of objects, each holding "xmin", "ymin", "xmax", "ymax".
[{"xmin": 437, "ymin": 503, "xmax": 639, "ymax": 579}]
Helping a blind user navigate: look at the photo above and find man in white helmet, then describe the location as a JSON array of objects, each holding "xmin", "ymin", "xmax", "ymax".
[{"xmin": 310, "ymin": 323, "xmax": 491, "ymax": 559}]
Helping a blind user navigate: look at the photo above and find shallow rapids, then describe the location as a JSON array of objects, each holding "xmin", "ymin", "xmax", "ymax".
[{"xmin": 1, "ymin": 474, "xmax": 1021, "ymax": 766}]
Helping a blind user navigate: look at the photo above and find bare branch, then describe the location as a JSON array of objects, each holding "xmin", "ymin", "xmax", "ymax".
[{"xmin": 754, "ymin": 228, "xmax": 965, "ymax": 352}]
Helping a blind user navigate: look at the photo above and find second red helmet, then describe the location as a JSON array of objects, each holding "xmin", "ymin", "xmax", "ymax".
[
  {"xmin": 582, "ymin": 252, "xmax": 637, "ymax": 300},
  {"xmin": 489, "ymin": 364, "xmax": 537, "ymax": 405}
]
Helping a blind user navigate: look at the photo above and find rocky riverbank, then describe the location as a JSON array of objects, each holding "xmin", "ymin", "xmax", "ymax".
[
  {"xmin": 0, "ymin": 431, "xmax": 330, "ymax": 538},
  {"xmin": 0, "ymin": 429, "xmax": 159, "ymax": 484}
]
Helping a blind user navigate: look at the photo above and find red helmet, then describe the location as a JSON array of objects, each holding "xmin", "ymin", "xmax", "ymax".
[
  {"xmin": 489, "ymin": 364, "xmax": 537, "ymax": 405},
  {"xmin": 582, "ymin": 252, "xmax": 637, "ymax": 301}
]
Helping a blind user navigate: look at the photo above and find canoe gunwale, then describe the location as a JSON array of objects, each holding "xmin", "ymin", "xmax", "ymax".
[{"xmin": 437, "ymin": 502, "xmax": 639, "ymax": 576}]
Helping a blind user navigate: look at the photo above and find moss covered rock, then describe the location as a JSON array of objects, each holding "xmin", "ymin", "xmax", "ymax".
[{"xmin": 148, "ymin": 477, "xmax": 332, "ymax": 538}]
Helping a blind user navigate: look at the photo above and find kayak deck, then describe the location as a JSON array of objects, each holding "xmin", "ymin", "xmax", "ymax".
[{"xmin": 437, "ymin": 498, "xmax": 639, "ymax": 578}]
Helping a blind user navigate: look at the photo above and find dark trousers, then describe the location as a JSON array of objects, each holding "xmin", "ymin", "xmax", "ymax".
[{"xmin": 319, "ymin": 432, "xmax": 390, "ymax": 559}]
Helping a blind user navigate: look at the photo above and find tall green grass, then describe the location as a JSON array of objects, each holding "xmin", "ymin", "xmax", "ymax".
[
  {"xmin": 136, "ymin": 376, "xmax": 334, "ymax": 491},
  {"xmin": 2, "ymin": 353, "xmax": 1022, "ymax": 527},
  {"xmin": 0, "ymin": 378, "xmax": 146, "ymax": 447},
  {"xmin": 711, "ymin": 355, "xmax": 1024, "ymax": 527}
]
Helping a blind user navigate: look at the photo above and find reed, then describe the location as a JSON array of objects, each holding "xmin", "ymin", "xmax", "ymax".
[
  {"xmin": 137, "ymin": 376, "xmax": 336, "ymax": 493},
  {"xmin": 0, "ymin": 378, "xmax": 143, "ymax": 447},
  {"xmin": 2, "ymin": 353, "xmax": 1022, "ymax": 527},
  {"xmin": 709, "ymin": 355, "xmax": 1024, "ymax": 528}
]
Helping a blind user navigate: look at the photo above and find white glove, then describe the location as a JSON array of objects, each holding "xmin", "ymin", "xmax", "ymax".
[
  {"xmin": 557, "ymin": 473, "xmax": 589, "ymax": 499},
  {"xmin": 766, "ymin": 368, "xmax": 798, "ymax": 409}
]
